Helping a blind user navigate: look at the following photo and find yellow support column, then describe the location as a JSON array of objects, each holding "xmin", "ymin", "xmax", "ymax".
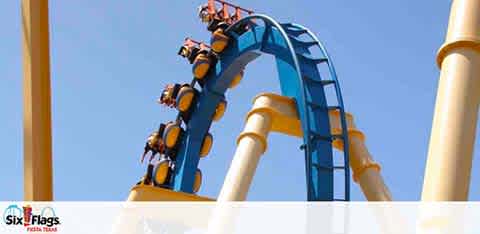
[
  {"xmin": 422, "ymin": 0, "xmax": 480, "ymax": 201},
  {"xmin": 330, "ymin": 111, "xmax": 392, "ymax": 201},
  {"xmin": 22, "ymin": 0, "xmax": 53, "ymax": 201},
  {"xmin": 217, "ymin": 102, "xmax": 272, "ymax": 201},
  {"xmin": 209, "ymin": 94, "xmax": 284, "ymax": 234},
  {"xmin": 346, "ymin": 133, "xmax": 391, "ymax": 201},
  {"xmin": 216, "ymin": 93, "xmax": 303, "ymax": 201}
]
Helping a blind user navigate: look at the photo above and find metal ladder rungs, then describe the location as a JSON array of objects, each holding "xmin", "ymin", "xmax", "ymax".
[
  {"xmin": 303, "ymin": 75, "xmax": 322, "ymax": 84},
  {"xmin": 281, "ymin": 23, "xmax": 351, "ymax": 201},
  {"xmin": 280, "ymin": 23, "xmax": 295, "ymax": 28},
  {"xmin": 289, "ymin": 35, "xmax": 317, "ymax": 48},
  {"xmin": 296, "ymin": 52, "xmax": 328, "ymax": 64},
  {"xmin": 320, "ymin": 80, "xmax": 336, "ymax": 86},
  {"xmin": 307, "ymin": 101, "xmax": 323, "ymax": 109},
  {"xmin": 312, "ymin": 164, "xmax": 346, "ymax": 170},
  {"xmin": 284, "ymin": 28, "xmax": 308, "ymax": 37},
  {"xmin": 309, "ymin": 131, "xmax": 343, "ymax": 142},
  {"xmin": 331, "ymin": 134, "xmax": 344, "ymax": 140},
  {"xmin": 328, "ymin": 106, "xmax": 340, "ymax": 110},
  {"xmin": 303, "ymin": 76, "xmax": 336, "ymax": 86},
  {"xmin": 303, "ymin": 75, "xmax": 330, "ymax": 85},
  {"xmin": 307, "ymin": 103, "xmax": 340, "ymax": 112},
  {"xmin": 309, "ymin": 132, "xmax": 331, "ymax": 142}
]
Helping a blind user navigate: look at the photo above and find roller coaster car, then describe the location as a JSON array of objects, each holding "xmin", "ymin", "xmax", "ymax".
[
  {"xmin": 151, "ymin": 122, "xmax": 186, "ymax": 188},
  {"xmin": 159, "ymin": 84, "xmax": 180, "ymax": 108},
  {"xmin": 140, "ymin": 128, "xmax": 165, "ymax": 164},
  {"xmin": 198, "ymin": 0, "xmax": 253, "ymax": 31},
  {"xmin": 178, "ymin": 39, "xmax": 203, "ymax": 64},
  {"xmin": 177, "ymin": 38, "xmax": 214, "ymax": 79},
  {"xmin": 198, "ymin": 0, "xmax": 254, "ymax": 51},
  {"xmin": 140, "ymin": 163, "xmax": 156, "ymax": 185},
  {"xmin": 159, "ymin": 83, "xmax": 198, "ymax": 113},
  {"xmin": 140, "ymin": 121, "xmax": 182, "ymax": 163},
  {"xmin": 138, "ymin": 121, "xmax": 183, "ymax": 187},
  {"xmin": 177, "ymin": 38, "xmax": 211, "ymax": 63},
  {"xmin": 139, "ymin": 156, "xmax": 173, "ymax": 187}
]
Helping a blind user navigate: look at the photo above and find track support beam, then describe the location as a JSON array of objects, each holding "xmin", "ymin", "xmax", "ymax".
[
  {"xmin": 422, "ymin": 0, "xmax": 480, "ymax": 201},
  {"xmin": 22, "ymin": 0, "xmax": 53, "ymax": 201}
]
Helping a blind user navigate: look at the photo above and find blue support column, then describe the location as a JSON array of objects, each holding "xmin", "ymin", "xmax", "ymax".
[{"xmin": 172, "ymin": 88, "xmax": 224, "ymax": 192}]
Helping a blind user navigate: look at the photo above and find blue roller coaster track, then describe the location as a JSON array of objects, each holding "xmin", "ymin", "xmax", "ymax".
[{"xmin": 164, "ymin": 14, "xmax": 350, "ymax": 201}]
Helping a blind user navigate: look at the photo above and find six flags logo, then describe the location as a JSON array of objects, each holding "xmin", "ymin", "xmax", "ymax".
[{"xmin": 2, "ymin": 204, "xmax": 61, "ymax": 232}]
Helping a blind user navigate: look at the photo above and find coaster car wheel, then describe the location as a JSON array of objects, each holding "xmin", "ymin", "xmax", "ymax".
[
  {"xmin": 163, "ymin": 122, "xmax": 182, "ymax": 148},
  {"xmin": 193, "ymin": 169, "xmax": 202, "ymax": 193},
  {"xmin": 200, "ymin": 133, "xmax": 213, "ymax": 158},
  {"xmin": 176, "ymin": 85, "xmax": 196, "ymax": 112},
  {"xmin": 212, "ymin": 100, "xmax": 227, "ymax": 122},
  {"xmin": 192, "ymin": 52, "xmax": 211, "ymax": 79},
  {"xmin": 210, "ymin": 28, "xmax": 229, "ymax": 53},
  {"xmin": 153, "ymin": 159, "xmax": 170, "ymax": 186},
  {"xmin": 229, "ymin": 70, "xmax": 244, "ymax": 89}
]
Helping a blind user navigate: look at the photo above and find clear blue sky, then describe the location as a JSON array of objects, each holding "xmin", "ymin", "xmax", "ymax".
[{"xmin": 2, "ymin": 0, "xmax": 478, "ymax": 201}]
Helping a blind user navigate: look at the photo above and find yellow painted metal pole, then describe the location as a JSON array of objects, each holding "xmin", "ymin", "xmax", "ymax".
[
  {"xmin": 348, "ymin": 134, "xmax": 391, "ymax": 201},
  {"xmin": 22, "ymin": 0, "xmax": 53, "ymax": 201},
  {"xmin": 217, "ymin": 105, "xmax": 272, "ymax": 201},
  {"xmin": 209, "ymin": 95, "xmax": 276, "ymax": 234},
  {"xmin": 422, "ymin": 0, "xmax": 480, "ymax": 201},
  {"xmin": 216, "ymin": 93, "xmax": 296, "ymax": 201},
  {"xmin": 330, "ymin": 112, "xmax": 392, "ymax": 201}
]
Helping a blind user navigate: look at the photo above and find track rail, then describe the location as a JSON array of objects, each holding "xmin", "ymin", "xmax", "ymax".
[{"xmin": 287, "ymin": 22, "xmax": 351, "ymax": 200}]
